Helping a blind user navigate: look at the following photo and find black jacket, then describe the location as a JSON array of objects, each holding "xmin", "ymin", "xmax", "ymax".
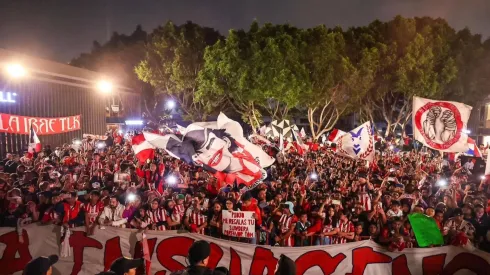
[{"xmin": 171, "ymin": 266, "xmax": 226, "ymax": 275}]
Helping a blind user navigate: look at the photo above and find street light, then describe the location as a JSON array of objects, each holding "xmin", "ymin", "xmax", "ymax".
[
  {"xmin": 5, "ymin": 63, "xmax": 26, "ymax": 78},
  {"xmin": 97, "ymin": 80, "xmax": 113, "ymax": 94}
]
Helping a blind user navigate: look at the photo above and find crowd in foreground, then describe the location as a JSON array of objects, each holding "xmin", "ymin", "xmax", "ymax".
[{"xmin": 1, "ymin": 131, "xmax": 490, "ymax": 258}]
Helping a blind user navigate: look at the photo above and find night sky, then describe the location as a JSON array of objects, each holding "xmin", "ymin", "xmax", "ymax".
[{"xmin": 1, "ymin": 0, "xmax": 489, "ymax": 62}]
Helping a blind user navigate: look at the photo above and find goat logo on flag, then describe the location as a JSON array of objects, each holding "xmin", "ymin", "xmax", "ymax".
[
  {"xmin": 413, "ymin": 96, "xmax": 472, "ymax": 152},
  {"xmin": 336, "ymin": 121, "xmax": 374, "ymax": 161}
]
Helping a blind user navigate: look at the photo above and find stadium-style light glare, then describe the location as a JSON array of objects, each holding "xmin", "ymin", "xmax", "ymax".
[
  {"xmin": 310, "ymin": 173, "xmax": 318, "ymax": 180},
  {"xmin": 97, "ymin": 80, "xmax": 113, "ymax": 93},
  {"xmin": 437, "ymin": 179, "xmax": 447, "ymax": 187},
  {"xmin": 127, "ymin": 193, "xmax": 136, "ymax": 202},
  {"xmin": 462, "ymin": 129, "xmax": 471, "ymax": 134},
  {"xmin": 125, "ymin": 120, "xmax": 143, "ymax": 126},
  {"xmin": 389, "ymin": 145, "xmax": 394, "ymax": 150},
  {"xmin": 6, "ymin": 63, "xmax": 26, "ymax": 78},
  {"xmin": 166, "ymin": 100, "xmax": 176, "ymax": 109},
  {"xmin": 97, "ymin": 142, "xmax": 105, "ymax": 149},
  {"xmin": 118, "ymin": 130, "xmax": 123, "ymax": 134},
  {"xmin": 481, "ymin": 175, "xmax": 486, "ymax": 180},
  {"xmin": 166, "ymin": 175, "xmax": 177, "ymax": 185}
]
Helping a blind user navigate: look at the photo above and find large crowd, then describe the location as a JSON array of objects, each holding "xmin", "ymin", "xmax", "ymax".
[{"xmin": 1, "ymin": 131, "xmax": 490, "ymax": 254}]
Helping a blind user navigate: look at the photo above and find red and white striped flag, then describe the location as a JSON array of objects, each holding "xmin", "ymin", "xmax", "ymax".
[
  {"xmin": 28, "ymin": 124, "xmax": 41, "ymax": 153},
  {"xmin": 131, "ymin": 134, "xmax": 155, "ymax": 163}
]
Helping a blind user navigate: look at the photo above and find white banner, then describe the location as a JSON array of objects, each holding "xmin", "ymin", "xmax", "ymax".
[
  {"xmin": 412, "ymin": 96, "xmax": 472, "ymax": 152},
  {"xmin": 1, "ymin": 224, "xmax": 490, "ymax": 275},
  {"xmin": 222, "ymin": 211, "xmax": 256, "ymax": 238}
]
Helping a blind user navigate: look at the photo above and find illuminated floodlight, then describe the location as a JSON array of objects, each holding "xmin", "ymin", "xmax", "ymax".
[
  {"xmin": 125, "ymin": 120, "xmax": 143, "ymax": 126},
  {"xmin": 6, "ymin": 64, "xmax": 26, "ymax": 78},
  {"xmin": 127, "ymin": 193, "xmax": 136, "ymax": 202},
  {"xmin": 97, "ymin": 80, "xmax": 113, "ymax": 93},
  {"xmin": 389, "ymin": 145, "xmax": 394, "ymax": 150},
  {"xmin": 97, "ymin": 142, "xmax": 105, "ymax": 149},
  {"xmin": 118, "ymin": 130, "xmax": 123, "ymax": 134}
]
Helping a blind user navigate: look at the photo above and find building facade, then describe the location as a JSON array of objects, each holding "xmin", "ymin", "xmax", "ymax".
[{"xmin": 0, "ymin": 49, "xmax": 140, "ymax": 156}]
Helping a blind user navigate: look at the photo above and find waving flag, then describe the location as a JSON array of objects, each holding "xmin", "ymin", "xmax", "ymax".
[
  {"xmin": 28, "ymin": 124, "xmax": 41, "ymax": 153},
  {"xmin": 132, "ymin": 113, "xmax": 274, "ymax": 189},
  {"xmin": 412, "ymin": 96, "xmax": 472, "ymax": 152},
  {"xmin": 299, "ymin": 127, "xmax": 306, "ymax": 138},
  {"xmin": 131, "ymin": 134, "xmax": 155, "ymax": 163},
  {"xmin": 336, "ymin": 122, "xmax": 375, "ymax": 162},
  {"xmin": 328, "ymin": 129, "xmax": 346, "ymax": 142},
  {"xmin": 466, "ymin": 137, "xmax": 482, "ymax": 157}
]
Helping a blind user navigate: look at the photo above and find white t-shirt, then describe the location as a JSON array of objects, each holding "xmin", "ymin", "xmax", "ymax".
[{"xmin": 387, "ymin": 209, "xmax": 403, "ymax": 218}]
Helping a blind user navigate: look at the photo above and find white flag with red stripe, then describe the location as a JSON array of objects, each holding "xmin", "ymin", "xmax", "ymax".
[
  {"xmin": 328, "ymin": 129, "xmax": 346, "ymax": 142},
  {"xmin": 131, "ymin": 134, "xmax": 155, "ymax": 163},
  {"xmin": 28, "ymin": 124, "xmax": 41, "ymax": 153}
]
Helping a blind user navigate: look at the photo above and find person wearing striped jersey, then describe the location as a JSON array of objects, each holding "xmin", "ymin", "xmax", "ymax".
[
  {"xmin": 184, "ymin": 196, "xmax": 208, "ymax": 234},
  {"xmin": 333, "ymin": 210, "xmax": 355, "ymax": 244},
  {"xmin": 174, "ymin": 194, "xmax": 186, "ymax": 222},
  {"xmin": 148, "ymin": 198, "xmax": 178, "ymax": 231},
  {"xmin": 351, "ymin": 174, "xmax": 374, "ymax": 212},
  {"xmin": 276, "ymin": 201, "xmax": 298, "ymax": 247},
  {"xmin": 84, "ymin": 191, "xmax": 104, "ymax": 235}
]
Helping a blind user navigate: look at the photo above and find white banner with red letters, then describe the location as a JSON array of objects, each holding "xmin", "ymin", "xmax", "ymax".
[
  {"xmin": 222, "ymin": 210, "xmax": 256, "ymax": 238},
  {"xmin": 1, "ymin": 224, "xmax": 489, "ymax": 275}
]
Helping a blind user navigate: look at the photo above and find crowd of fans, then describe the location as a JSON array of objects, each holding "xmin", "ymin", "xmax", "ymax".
[{"xmin": 1, "ymin": 131, "xmax": 490, "ymax": 254}]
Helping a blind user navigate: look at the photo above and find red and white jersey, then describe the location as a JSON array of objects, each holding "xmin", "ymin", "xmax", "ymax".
[
  {"xmin": 279, "ymin": 214, "xmax": 297, "ymax": 247},
  {"xmin": 175, "ymin": 204, "xmax": 185, "ymax": 220},
  {"xmin": 84, "ymin": 202, "xmax": 104, "ymax": 224},
  {"xmin": 189, "ymin": 210, "xmax": 207, "ymax": 234},
  {"xmin": 148, "ymin": 208, "xmax": 167, "ymax": 231},
  {"xmin": 357, "ymin": 184, "xmax": 372, "ymax": 211},
  {"xmin": 333, "ymin": 220, "xmax": 354, "ymax": 244},
  {"xmin": 90, "ymin": 161, "xmax": 104, "ymax": 178}
]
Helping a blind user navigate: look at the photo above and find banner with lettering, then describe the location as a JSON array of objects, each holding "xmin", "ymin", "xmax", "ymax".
[
  {"xmin": 0, "ymin": 113, "xmax": 81, "ymax": 135},
  {"xmin": 1, "ymin": 224, "xmax": 489, "ymax": 275},
  {"xmin": 222, "ymin": 210, "xmax": 256, "ymax": 238}
]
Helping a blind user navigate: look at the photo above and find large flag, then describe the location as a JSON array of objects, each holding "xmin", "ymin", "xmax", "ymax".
[
  {"xmin": 336, "ymin": 122, "xmax": 375, "ymax": 162},
  {"xmin": 28, "ymin": 124, "xmax": 41, "ymax": 153},
  {"xmin": 328, "ymin": 129, "xmax": 346, "ymax": 142},
  {"xmin": 132, "ymin": 113, "xmax": 274, "ymax": 189},
  {"xmin": 412, "ymin": 96, "xmax": 472, "ymax": 152},
  {"xmin": 466, "ymin": 137, "xmax": 482, "ymax": 157},
  {"xmin": 131, "ymin": 134, "xmax": 155, "ymax": 163}
]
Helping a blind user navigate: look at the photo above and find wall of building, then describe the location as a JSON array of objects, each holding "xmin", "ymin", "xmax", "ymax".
[{"xmin": 0, "ymin": 78, "xmax": 106, "ymax": 156}]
